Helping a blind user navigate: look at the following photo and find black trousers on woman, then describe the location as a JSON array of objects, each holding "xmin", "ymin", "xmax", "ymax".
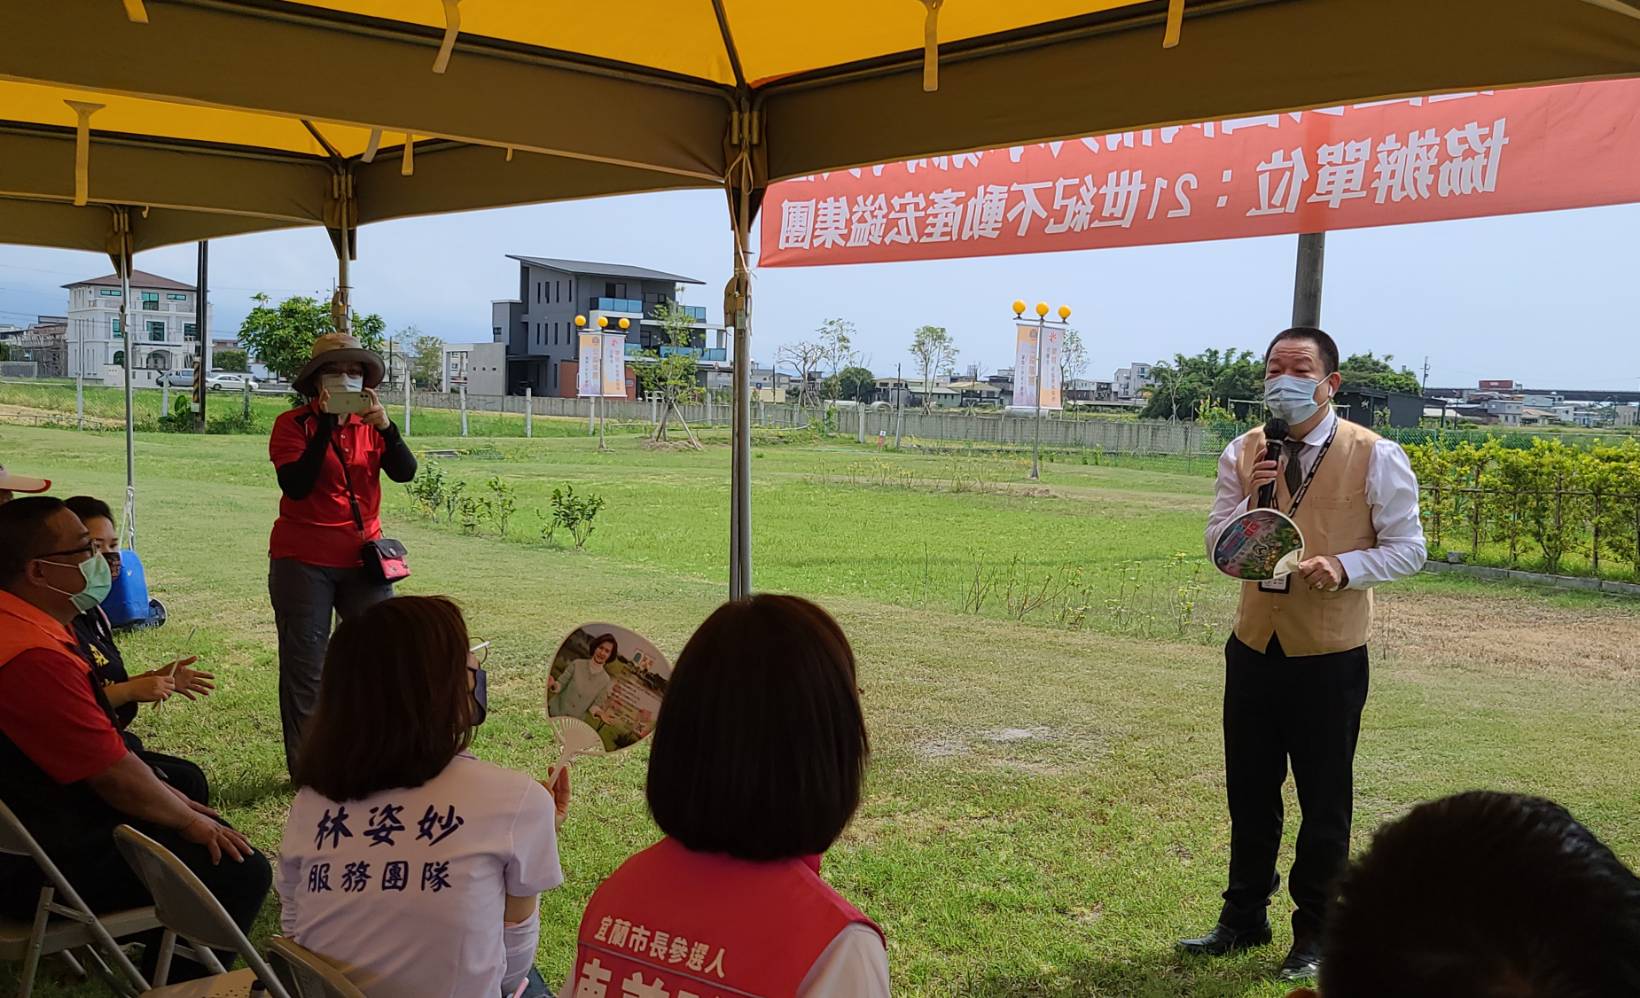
[{"xmin": 1219, "ymin": 633, "xmax": 1369, "ymax": 941}]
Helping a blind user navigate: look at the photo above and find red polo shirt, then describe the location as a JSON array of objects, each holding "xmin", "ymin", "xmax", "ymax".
[
  {"xmin": 0, "ymin": 591, "xmax": 128, "ymax": 784},
  {"xmin": 268, "ymin": 403, "xmax": 386, "ymax": 568}
]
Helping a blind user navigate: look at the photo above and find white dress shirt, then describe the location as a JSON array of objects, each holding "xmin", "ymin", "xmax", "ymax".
[{"xmin": 1205, "ymin": 409, "xmax": 1427, "ymax": 588}]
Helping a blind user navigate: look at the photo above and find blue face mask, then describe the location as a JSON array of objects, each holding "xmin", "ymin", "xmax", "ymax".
[{"xmin": 1264, "ymin": 374, "xmax": 1328, "ymax": 424}]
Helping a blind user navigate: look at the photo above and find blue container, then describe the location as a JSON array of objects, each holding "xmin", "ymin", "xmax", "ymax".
[{"xmin": 104, "ymin": 549, "xmax": 153, "ymax": 629}]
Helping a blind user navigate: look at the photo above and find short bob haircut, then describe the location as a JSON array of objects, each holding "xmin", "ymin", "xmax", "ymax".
[
  {"xmin": 63, "ymin": 495, "xmax": 114, "ymax": 529},
  {"xmin": 294, "ymin": 595, "xmax": 475, "ymax": 802},
  {"xmin": 646, "ymin": 594, "xmax": 868, "ymax": 862},
  {"xmin": 589, "ymin": 634, "xmax": 619, "ymax": 659},
  {"xmin": 1322, "ymin": 790, "xmax": 1640, "ymax": 998},
  {"xmin": 1265, "ymin": 326, "xmax": 1339, "ymax": 375}
]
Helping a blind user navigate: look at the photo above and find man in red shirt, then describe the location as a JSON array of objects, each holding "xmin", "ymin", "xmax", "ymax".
[{"xmin": 0, "ymin": 497, "xmax": 270, "ymax": 980}]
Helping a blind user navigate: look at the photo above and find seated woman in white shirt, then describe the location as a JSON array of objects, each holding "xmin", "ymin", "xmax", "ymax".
[
  {"xmin": 565, "ymin": 594, "xmax": 888, "ymax": 998},
  {"xmin": 278, "ymin": 595, "xmax": 570, "ymax": 997}
]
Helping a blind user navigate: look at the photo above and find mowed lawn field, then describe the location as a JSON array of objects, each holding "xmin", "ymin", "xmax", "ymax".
[{"xmin": 4, "ymin": 423, "xmax": 1640, "ymax": 998}]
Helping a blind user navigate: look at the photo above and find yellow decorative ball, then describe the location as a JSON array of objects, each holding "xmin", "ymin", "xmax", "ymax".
[
  {"xmin": 1035, "ymin": 301, "xmax": 1050, "ymax": 317},
  {"xmin": 1057, "ymin": 305, "xmax": 1072, "ymax": 321},
  {"xmin": 574, "ymin": 314, "xmax": 587, "ymax": 327},
  {"xmin": 618, "ymin": 317, "xmax": 631, "ymax": 330},
  {"xmin": 597, "ymin": 316, "xmax": 609, "ymax": 329},
  {"xmin": 1011, "ymin": 299, "xmax": 1027, "ymax": 316}
]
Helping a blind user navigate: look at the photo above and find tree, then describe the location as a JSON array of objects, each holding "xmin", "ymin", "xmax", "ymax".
[
  {"xmin": 817, "ymin": 318, "xmax": 858, "ymax": 384},
  {"xmin": 833, "ymin": 365, "xmax": 877, "ymax": 402},
  {"xmin": 213, "ymin": 348, "xmax": 249, "ymax": 373},
  {"xmin": 408, "ymin": 331, "xmax": 446, "ymax": 389},
  {"xmin": 1339, "ymin": 351, "xmax": 1422, "ymax": 395},
  {"xmin": 1139, "ymin": 347, "xmax": 1264, "ymax": 420},
  {"xmin": 776, "ymin": 339, "xmax": 827, "ymax": 409},
  {"xmin": 908, "ymin": 325, "xmax": 958, "ymax": 411},
  {"xmin": 639, "ymin": 302, "xmax": 703, "ymax": 446},
  {"xmin": 1059, "ymin": 327, "xmax": 1089, "ymax": 397},
  {"xmin": 236, "ymin": 293, "xmax": 386, "ymax": 383}
]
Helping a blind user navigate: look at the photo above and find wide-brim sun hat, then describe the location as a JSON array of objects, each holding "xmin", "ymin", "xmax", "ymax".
[
  {"xmin": 0, "ymin": 464, "xmax": 50, "ymax": 494},
  {"xmin": 292, "ymin": 332, "xmax": 386, "ymax": 397}
]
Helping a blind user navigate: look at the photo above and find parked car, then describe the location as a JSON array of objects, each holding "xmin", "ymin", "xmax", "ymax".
[{"xmin": 158, "ymin": 370, "xmax": 258, "ymax": 391}]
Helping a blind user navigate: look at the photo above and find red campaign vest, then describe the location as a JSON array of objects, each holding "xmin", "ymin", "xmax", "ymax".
[{"xmin": 573, "ymin": 837, "xmax": 883, "ymax": 998}]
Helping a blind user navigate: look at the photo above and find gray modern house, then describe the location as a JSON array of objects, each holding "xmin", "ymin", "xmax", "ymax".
[{"xmin": 490, "ymin": 255, "xmax": 727, "ymax": 397}]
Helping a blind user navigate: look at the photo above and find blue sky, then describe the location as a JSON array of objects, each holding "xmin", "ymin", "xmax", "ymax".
[{"xmin": 2, "ymin": 191, "xmax": 1637, "ymax": 390}]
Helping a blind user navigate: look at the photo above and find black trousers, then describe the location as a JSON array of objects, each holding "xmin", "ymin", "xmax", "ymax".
[{"xmin": 1220, "ymin": 633, "xmax": 1369, "ymax": 939}]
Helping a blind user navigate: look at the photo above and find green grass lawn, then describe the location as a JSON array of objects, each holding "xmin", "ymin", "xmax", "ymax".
[{"xmin": 4, "ymin": 424, "xmax": 1640, "ymax": 997}]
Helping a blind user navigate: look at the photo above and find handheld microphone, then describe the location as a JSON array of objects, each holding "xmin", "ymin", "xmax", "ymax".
[{"xmin": 1257, "ymin": 418, "xmax": 1289, "ymax": 509}]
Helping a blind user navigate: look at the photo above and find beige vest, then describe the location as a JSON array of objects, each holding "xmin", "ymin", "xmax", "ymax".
[{"xmin": 1232, "ymin": 417, "xmax": 1379, "ymax": 657}]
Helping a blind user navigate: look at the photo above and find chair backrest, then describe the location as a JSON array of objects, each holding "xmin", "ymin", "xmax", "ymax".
[
  {"xmin": 0, "ymin": 797, "xmax": 42, "ymax": 858},
  {"xmin": 112, "ymin": 825, "xmax": 290, "ymax": 998},
  {"xmin": 267, "ymin": 937, "xmax": 366, "ymax": 998}
]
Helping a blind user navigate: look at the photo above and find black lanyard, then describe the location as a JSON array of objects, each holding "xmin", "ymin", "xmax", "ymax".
[
  {"xmin": 328, "ymin": 432, "xmax": 368, "ymax": 538},
  {"xmin": 1285, "ymin": 420, "xmax": 1339, "ymax": 517}
]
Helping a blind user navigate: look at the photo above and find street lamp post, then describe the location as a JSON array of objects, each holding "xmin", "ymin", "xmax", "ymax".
[{"xmin": 1012, "ymin": 299, "xmax": 1072, "ymax": 481}]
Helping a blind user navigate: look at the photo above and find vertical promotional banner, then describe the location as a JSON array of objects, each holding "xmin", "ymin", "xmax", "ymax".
[
  {"xmin": 577, "ymin": 332, "xmax": 602, "ymax": 398},
  {"xmin": 1039, "ymin": 326, "xmax": 1064, "ymax": 411},
  {"xmin": 1012, "ymin": 324, "xmax": 1040, "ymax": 410},
  {"xmin": 1011, "ymin": 323, "xmax": 1065, "ymax": 410},
  {"xmin": 600, "ymin": 333, "xmax": 627, "ymax": 398}
]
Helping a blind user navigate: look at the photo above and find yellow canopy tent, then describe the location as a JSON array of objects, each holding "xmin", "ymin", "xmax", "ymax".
[{"xmin": 5, "ymin": 0, "xmax": 1640, "ymax": 593}]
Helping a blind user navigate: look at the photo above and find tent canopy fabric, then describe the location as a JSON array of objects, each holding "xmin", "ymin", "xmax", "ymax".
[{"xmin": 5, "ymin": 0, "xmax": 1640, "ymax": 252}]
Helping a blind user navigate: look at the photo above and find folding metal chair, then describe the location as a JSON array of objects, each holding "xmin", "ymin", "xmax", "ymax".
[
  {"xmin": 266, "ymin": 937, "xmax": 364, "ymax": 998},
  {"xmin": 111, "ymin": 825, "xmax": 291, "ymax": 998},
  {"xmin": 0, "ymin": 799, "xmax": 153, "ymax": 997}
]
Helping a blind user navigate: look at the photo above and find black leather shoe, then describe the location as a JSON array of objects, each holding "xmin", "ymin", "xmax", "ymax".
[
  {"xmin": 1277, "ymin": 937, "xmax": 1322, "ymax": 981},
  {"xmin": 1176, "ymin": 921, "xmax": 1274, "ymax": 957}
]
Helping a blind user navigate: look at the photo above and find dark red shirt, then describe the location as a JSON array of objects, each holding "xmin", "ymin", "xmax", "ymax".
[
  {"xmin": 268, "ymin": 404, "xmax": 385, "ymax": 568},
  {"xmin": 0, "ymin": 594, "xmax": 127, "ymax": 785}
]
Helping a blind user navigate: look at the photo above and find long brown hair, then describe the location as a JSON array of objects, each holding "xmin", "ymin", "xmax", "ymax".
[
  {"xmin": 294, "ymin": 595, "xmax": 475, "ymax": 801},
  {"xmin": 646, "ymin": 594, "xmax": 869, "ymax": 861}
]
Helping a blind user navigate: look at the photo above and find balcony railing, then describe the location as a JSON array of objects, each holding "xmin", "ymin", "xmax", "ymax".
[
  {"xmin": 591, "ymin": 297, "xmax": 643, "ymax": 313},
  {"xmin": 645, "ymin": 303, "xmax": 707, "ymax": 322}
]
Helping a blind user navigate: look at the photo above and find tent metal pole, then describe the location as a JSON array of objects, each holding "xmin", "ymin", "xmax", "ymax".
[
  {"xmin": 1292, "ymin": 232, "xmax": 1325, "ymax": 328},
  {"xmin": 118, "ymin": 219, "xmax": 136, "ymax": 551}
]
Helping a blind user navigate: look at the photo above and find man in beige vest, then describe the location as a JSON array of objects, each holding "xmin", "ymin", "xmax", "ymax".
[{"xmin": 1179, "ymin": 327, "xmax": 1426, "ymax": 981}]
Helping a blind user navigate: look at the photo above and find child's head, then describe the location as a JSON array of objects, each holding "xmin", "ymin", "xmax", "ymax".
[{"xmin": 645, "ymin": 594, "xmax": 868, "ymax": 861}]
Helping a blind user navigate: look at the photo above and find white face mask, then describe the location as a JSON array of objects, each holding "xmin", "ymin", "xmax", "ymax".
[{"xmin": 320, "ymin": 372, "xmax": 364, "ymax": 394}]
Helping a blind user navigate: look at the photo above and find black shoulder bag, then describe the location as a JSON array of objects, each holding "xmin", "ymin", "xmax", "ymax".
[{"xmin": 330, "ymin": 435, "xmax": 411, "ymax": 584}]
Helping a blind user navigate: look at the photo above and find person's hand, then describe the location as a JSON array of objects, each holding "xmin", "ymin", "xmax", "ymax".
[
  {"xmin": 1297, "ymin": 555, "xmax": 1347, "ymax": 592},
  {"xmin": 548, "ymin": 677, "xmax": 561, "ymax": 694},
  {"xmin": 1247, "ymin": 458, "xmax": 1280, "ymax": 499},
  {"xmin": 361, "ymin": 387, "xmax": 390, "ymax": 430},
  {"xmin": 317, "ymin": 385, "xmax": 332, "ymax": 414},
  {"xmin": 179, "ymin": 813, "xmax": 253, "ymax": 864},
  {"xmin": 542, "ymin": 769, "xmax": 571, "ymax": 830},
  {"xmin": 119, "ymin": 674, "xmax": 176, "ymax": 704},
  {"xmin": 160, "ymin": 657, "xmax": 214, "ymax": 701}
]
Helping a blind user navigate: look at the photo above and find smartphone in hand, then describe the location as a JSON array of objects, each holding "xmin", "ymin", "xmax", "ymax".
[{"xmin": 323, "ymin": 390, "xmax": 372, "ymax": 415}]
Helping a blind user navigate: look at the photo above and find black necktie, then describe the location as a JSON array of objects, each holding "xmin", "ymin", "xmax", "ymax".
[{"xmin": 1282, "ymin": 439, "xmax": 1305, "ymax": 499}]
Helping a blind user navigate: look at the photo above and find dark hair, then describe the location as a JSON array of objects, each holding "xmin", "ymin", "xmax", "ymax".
[
  {"xmin": 646, "ymin": 594, "xmax": 868, "ymax": 861},
  {"xmin": 1265, "ymin": 326, "xmax": 1339, "ymax": 375},
  {"xmin": 63, "ymin": 495, "xmax": 114, "ymax": 528},
  {"xmin": 294, "ymin": 595, "xmax": 476, "ymax": 801},
  {"xmin": 1322, "ymin": 791, "xmax": 1640, "ymax": 998},
  {"xmin": 589, "ymin": 634, "xmax": 619, "ymax": 659},
  {"xmin": 0, "ymin": 496, "xmax": 67, "ymax": 586}
]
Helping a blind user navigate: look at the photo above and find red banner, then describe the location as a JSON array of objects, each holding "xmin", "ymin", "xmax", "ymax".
[{"xmin": 760, "ymin": 78, "xmax": 1640, "ymax": 267}]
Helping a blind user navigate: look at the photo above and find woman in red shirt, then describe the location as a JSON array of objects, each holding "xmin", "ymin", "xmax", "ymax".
[{"xmin": 267, "ymin": 333, "xmax": 416, "ymax": 778}]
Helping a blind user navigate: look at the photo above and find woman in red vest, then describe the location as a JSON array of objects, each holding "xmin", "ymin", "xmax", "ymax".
[{"xmin": 567, "ymin": 594, "xmax": 887, "ymax": 998}]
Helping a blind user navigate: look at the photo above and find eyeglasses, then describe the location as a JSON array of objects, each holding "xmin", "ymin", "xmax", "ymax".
[{"xmin": 469, "ymin": 640, "xmax": 490, "ymax": 666}]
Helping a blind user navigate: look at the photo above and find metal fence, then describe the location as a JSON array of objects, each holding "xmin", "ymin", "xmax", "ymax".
[{"xmin": 376, "ymin": 389, "xmax": 1219, "ymax": 455}]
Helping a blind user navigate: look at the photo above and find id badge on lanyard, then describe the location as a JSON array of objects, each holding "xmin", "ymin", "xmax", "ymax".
[{"xmin": 1257, "ymin": 423, "xmax": 1338, "ymax": 596}]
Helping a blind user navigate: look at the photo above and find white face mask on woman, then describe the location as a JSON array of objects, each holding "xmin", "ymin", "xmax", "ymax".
[{"xmin": 320, "ymin": 372, "xmax": 364, "ymax": 395}]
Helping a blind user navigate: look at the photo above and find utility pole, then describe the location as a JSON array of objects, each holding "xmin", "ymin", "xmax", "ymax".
[
  {"xmin": 193, "ymin": 240, "xmax": 209, "ymax": 432},
  {"xmin": 1422, "ymin": 356, "xmax": 1431, "ymax": 395},
  {"xmin": 1292, "ymin": 232, "xmax": 1325, "ymax": 328},
  {"xmin": 893, "ymin": 363, "xmax": 904, "ymax": 449}
]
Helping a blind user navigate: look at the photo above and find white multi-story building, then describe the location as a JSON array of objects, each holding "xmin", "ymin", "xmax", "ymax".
[
  {"xmin": 1114, "ymin": 362, "xmax": 1156, "ymax": 399},
  {"xmin": 64, "ymin": 270, "xmax": 212, "ymax": 383}
]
